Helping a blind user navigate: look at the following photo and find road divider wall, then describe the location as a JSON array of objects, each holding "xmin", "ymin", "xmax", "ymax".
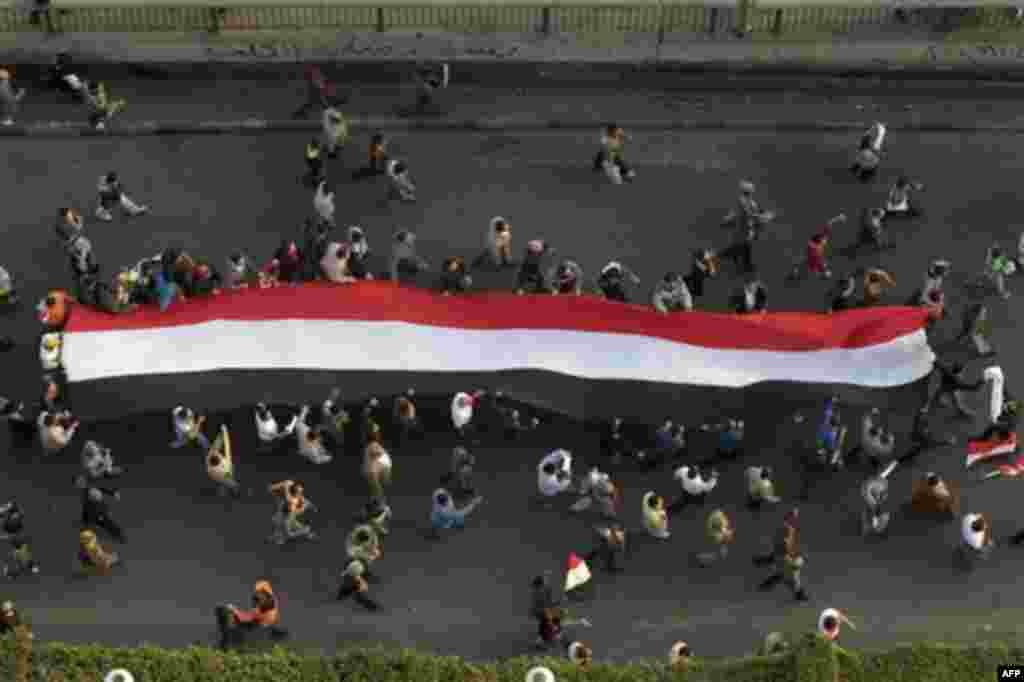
[
  {"xmin": 2, "ymin": 0, "xmax": 1023, "ymax": 40},
  {"xmin": 1, "ymin": 628, "xmax": 1021, "ymax": 682}
]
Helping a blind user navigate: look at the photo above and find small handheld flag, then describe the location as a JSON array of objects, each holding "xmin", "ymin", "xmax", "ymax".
[{"xmin": 565, "ymin": 552, "xmax": 591, "ymax": 592}]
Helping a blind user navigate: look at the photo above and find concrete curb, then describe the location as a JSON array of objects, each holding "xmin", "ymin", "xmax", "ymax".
[{"xmin": 3, "ymin": 118, "xmax": 1024, "ymax": 137}]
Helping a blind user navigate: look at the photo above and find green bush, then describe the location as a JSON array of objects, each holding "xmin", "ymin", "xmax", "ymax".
[{"xmin": 1, "ymin": 632, "xmax": 1021, "ymax": 682}]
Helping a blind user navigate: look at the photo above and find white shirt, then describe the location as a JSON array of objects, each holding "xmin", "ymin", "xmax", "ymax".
[
  {"xmin": 451, "ymin": 393, "xmax": 474, "ymax": 429},
  {"xmin": 314, "ymin": 184, "xmax": 335, "ymax": 223},
  {"xmin": 255, "ymin": 410, "xmax": 280, "ymax": 442},
  {"xmin": 538, "ymin": 450, "xmax": 572, "ymax": 497},
  {"xmin": 962, "ymin": 514, "xmax": 987, "ymax": 550},
  {"xmin": 818, "ymin": 608, "xmax": 842, "ymax": 640},
  {"xmin": 985, "ymin": 366, "xmax": 1005, "ymax": 425},
  {"xmin": 320, "ymin": 242, "xmax": 351, "ymax": 283},
  {"xmin": 674, "ymin": 466, "xmax": 716, "ymax": 495}
]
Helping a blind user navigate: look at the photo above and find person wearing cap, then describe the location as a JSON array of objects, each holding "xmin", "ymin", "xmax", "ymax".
[
  {"xmin": 217, "ymin": 580, "xmax": 284, "ymax": 649},
  {"xmin": 387, "ymin": 159, "xmax": 416, "ymax": 203},
  {"xmin": 517, "ymin": 240, "xmax": 556, "ymax": 295},
  {"xmin": 95, "ymin": 172, "xmax": 148, "ymax": 222},
  {"xmin": 754, "ymin": 509, "xmax": 809, "ymax": 601},
  {"xmin": 473, "ymin": 217, "xmax": 515, "ymax": 270},
  {"xmin": 336, "ymin": 557, "xmax": 381, "ymax": 611},
  {"xmin": 596, "ymin": 260, "xmax": 641, "ymax": 303},
  {"xmin": 910, "ymin": 472, "xmax": 959, "ymax": 518},
  {"xmin": 925, "ymin": 361, "xmax": 983, "ymax": 419},
  {"xmin": 957, "ymin": 303, "xmax": 995, "ymax": 359},
  {"xmin": 746, "ymin": 465, "xmax": 781, "ymax": 508},
  {"xmin": 390, "ymin": 230, "xmax": 429, "ymax": 284},
  {"xmin": 430, "ymin": 488, "xmax": 484, "ymax": 534},
  {"xmin": 652, "ymin": 272, "xmax": 693, "ymax": 313},
  {"xmin": 696, "ymin": 508, "xmax": 735, "ymax": 566},
  {"xmin": 321, "ymin": 106, "xmax": 349, "ymax": 158},
  {"xmin": 0, "ymin": 69, "xmax": 26, "ymax": 126}
]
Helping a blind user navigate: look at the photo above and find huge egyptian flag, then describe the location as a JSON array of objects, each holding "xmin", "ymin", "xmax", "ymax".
[{"xmin": 59, "ymin": 282, "xmax": 935, "ymax": 422}]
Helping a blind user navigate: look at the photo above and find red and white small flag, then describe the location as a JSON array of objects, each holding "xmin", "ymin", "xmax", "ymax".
[
  {"xmin": 565, "ymin": 552, "xmax": 591, "ymax": 592},
  {"xmin": 966, "ymin": 432, "xmax": 1019, "ymax": 469}
]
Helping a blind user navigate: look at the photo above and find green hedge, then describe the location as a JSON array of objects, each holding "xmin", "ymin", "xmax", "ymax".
[{"xmin": 1, "ymin": 630, "xmax": 1021, "ymax": 682}]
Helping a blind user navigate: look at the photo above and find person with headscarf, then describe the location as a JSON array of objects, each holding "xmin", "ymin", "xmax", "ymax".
[
  {"xmin": 217, "ymin": 580, "xmax": 284, "ymax": 650},
  {"xmin": 538, "ymin": 449, "xmax": 574, "ymax": 502},
  {"xmin": 390, "ymin": 230, "xmax": 429, "ymax": 284},
  {"xmin": 38, "ymin": 410, "xmax": 78, "ymax": 455},
  {"xmin": 596, "ymin": 261, "xmax": 641, "ymax": 303},
  {"xmin": 439, "ymin": 256, "xmax": 472, "ymax": 295},
  {"xmin": 910, "ymin": 472, "xmax": 960, "ymax": 518},
  {"xmin": 430, "ymin": 488, "xmax": 484, "ymax": 533},
  {"xmin": 0, "ymin": 68, "xmax": 26, "ymax": 126},
  {"xmin": 77, "ymin": 528, "xmax": 120, "ymax": 575},
  {"xmin": 345, "ymin": 226, "xmax": 372, "ymax": 280},
  {"xmin": 641, "ymin": 491, "xmax": 669, "ymax": 539},
  {"xmin": 320, "ymin": 242, "xmax": 356, "ymax": 284},
  {"xmin": 746, "ymin": 466, "xmax": 781, "ymax": 508},
  {"xmin": 267, "ymin": 480, "xmax": 317, "ymax": 544},
  {"xmin": 171, "ymin": 406, "xmax": 208, "ymax": 450},
  {"xmin": 861, "ymin": 267, "xmax": 895, "ymax": 306},
  {"xmin": 95, "ymin": 172, "xmax": 148, "ymax": 222},
  {"xmin": 885, "ymin": 176, "xmax": 924, "ymax": 218},
  {"xmin": 957, "ymin": 303, "xmax": 995, "ymax": 358},
  {"xmin": 253, "ymin": 403, "xmax": 297, "ymax": 452},
  {"xmin": 549, "ymin": 260, "xmax": 584, "ymax": 296},
  {"xmin": 652, "ymin": 272, "xmax": 693, "ymax": 313},
  {"xmin": 321, "ymin": 106, "xmax": 349, "ymax": 158},
  {"xmin": 206, "ymin": 425, "xmax": 241, "ymax": 498},
  {"xmin": 473, "ymin": 217, "xmax": 515, "ymax": 270},
  {"xmin": 696, "ymin": 508, "xmax": 735, "ymax": 566},
  {"xmin": 451, "ymin": 391, "xmax": 481, "ymax": 439},
  {"xmin": 387, "ymin": 159, "xmax": 417, "ymax": 202},
  {"xmin": 517, "ymin": 240, "xmax": 556, "ymax": 295},
  {"xmin": 294, "ymin": 405, "xmax": 332, "ymax": 465},
  {"xmin": 363, "ymin": 425, "xmax": 392, "ymax": 505},
  {"xmin": 818, "ymin": 608, "xmax": 857, "ymax": 649},
  {"xmin": 754, "ymin": 508, "xmax": 809, "ymax": 601}
]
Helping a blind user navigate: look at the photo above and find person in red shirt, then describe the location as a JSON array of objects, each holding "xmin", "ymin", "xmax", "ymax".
[
  {"xmin": 292, "ymin": 65, "xmax": 339, "ymax": 119},
  {"xmin": 216, "ymin": 580, "xmax": 286, "ymax": 649},
  {"xmin": 789, "ymin": 214, "xmax": 845, "ymax": 281}
]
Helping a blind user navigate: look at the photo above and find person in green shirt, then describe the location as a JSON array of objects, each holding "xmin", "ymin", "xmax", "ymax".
[{"xmin": 986, "ymin": 243, "xmax": 1013, "ymax": 299}]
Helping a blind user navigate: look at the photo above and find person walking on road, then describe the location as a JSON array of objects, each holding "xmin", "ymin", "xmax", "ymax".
[
  {"xmin": 0, "ymin": 69, "xmax": 26, "ymax": 126},
  {"xmin": 95, "ymin": 172, "xmax": 148, "ymax": 222},
  {"xmin": 293, "ymin": 65, "xmax": 338, "ymax": 119},
  {"xmin": 720, "ymin": 180, "xmax": 774, "ymax": 274},
  {"xmin": 322, "ymin": 107, "xmax": 349, "ymax": 159},
  {"xmin": 754, "ymin": 509, "xmax": 809, "ymax": 601},
  {"xmin": 352, "ymin": 133, "xmax": 388, "ymax": 181}
]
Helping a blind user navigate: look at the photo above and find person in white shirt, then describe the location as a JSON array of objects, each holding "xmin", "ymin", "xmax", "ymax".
[
  {"xmin": 668, "ymin": 465, "xmax": 718, "ymax": 513},
  {"xmin": 313, "ymin": 180, "xmax": 335, "ymax": 226},
  {"xmin": 254, "ymin": 403, "xmax": 298, "ymax": 451},
  {"xmin": 39, "ymin": 333, "xmax": 61, "ymax": 372},
  {"xmin": 295, "ymin": 405, "xmax": 332, "ymax": 464},
  {"xmin": 320, "ymin": 242, "xmax": 356, "ymax": 284},
  {"xmin": 960, "ymin": 512, "xmax": 995, "ymax": 563},
  {"xmin": 38, "ymin": 411, "xmax": 78, "ymax": 454},
  {"xmin": 537, "ymin": 450, "xmax": 574, "ymax": 501},
  {"xmin": 321, "ymin": 107, "xmax": 349, "ymax": 158},
  {"xmin": 387, "ymin": 160, "xmax": 416, "ymax": 202}
]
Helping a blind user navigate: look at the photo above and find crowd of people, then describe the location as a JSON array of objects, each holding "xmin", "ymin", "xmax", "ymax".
[{"xmin": 2, "ymin": 66, "xmax": 1024, "ymax": 668}]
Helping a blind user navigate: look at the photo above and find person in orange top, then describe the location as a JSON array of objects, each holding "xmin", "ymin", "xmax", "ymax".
[
  {"xmin": 216, "ymin": 580, "xmax": 286, "ymax": 649},
  {"xmin": 267, "ymin": 480, "xmax": 317, "ymax": 545},
  {"xmin": 352, "ymin": 133, "xmax": 388, "ymax": 181}
]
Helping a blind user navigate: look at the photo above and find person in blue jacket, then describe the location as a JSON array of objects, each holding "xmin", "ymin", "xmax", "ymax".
[{"xmin": 430, "ymin": 488, "xmax": 483, "ymax": 534}]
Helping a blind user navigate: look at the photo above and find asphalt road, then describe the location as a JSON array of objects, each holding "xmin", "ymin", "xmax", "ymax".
[{"xmin": 1, "ymin": 126, "xmax": 1023, "ymax": 663}]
